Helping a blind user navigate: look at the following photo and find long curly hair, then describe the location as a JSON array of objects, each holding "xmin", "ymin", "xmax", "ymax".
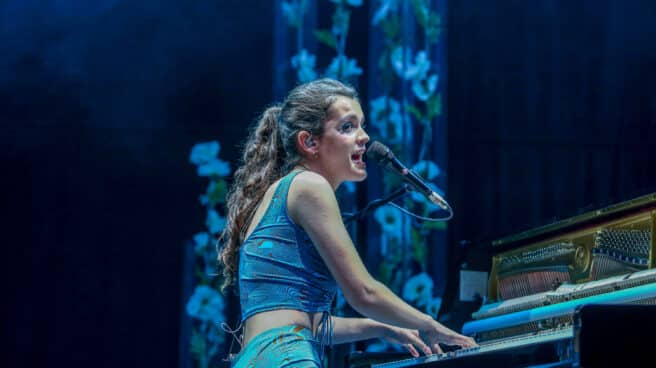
[{"xmin": 218, "ymin": 78, "xmax": 358, "ymax": 293}]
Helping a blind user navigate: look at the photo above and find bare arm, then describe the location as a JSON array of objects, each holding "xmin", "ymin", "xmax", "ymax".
[
  {"xmin": 288, "ymin": 173, "xmax": 476, "ymax": 352},
  {"xmin": 331, "ymin": 317, "xmax": 432, "ymax": 357}
]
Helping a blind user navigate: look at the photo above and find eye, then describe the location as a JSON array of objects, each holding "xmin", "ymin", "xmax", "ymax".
[{"xmin": 339, "ymin": 121, "xmax": 355, "ymax": 132}]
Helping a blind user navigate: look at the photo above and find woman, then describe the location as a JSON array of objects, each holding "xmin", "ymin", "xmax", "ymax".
[{"xmin": 219, "ymin": 78, "xmax": 476, "ymax": 367}]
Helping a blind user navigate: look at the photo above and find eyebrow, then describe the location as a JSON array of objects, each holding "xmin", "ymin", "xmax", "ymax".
[{"xmin": 339, "ymin": 113, "xmax": 365, "ymax": 124}]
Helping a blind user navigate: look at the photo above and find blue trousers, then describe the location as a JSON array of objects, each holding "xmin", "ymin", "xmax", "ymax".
[{"xmin": 230, "ymin": 325, "xmax": 322, "ymax": 368}]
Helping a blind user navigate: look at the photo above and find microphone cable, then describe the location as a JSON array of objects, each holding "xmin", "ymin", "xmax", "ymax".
[{"xmin": 389, "ymin": 200, "xmax": 454, "ymax": 222}]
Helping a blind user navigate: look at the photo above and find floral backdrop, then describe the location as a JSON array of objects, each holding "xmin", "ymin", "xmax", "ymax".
[
  {"xmin": 364, "ymin": 0, "xmax": 448, "ymax": 351},
  {"xmin": 185, "ymin": 141, "xmax": 231, "ymax": 368}
]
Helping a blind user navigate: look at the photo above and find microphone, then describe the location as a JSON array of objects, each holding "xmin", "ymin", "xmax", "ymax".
[{"xmin": 367, "ymin": 141, "xmax": 451, "ymax": 211}]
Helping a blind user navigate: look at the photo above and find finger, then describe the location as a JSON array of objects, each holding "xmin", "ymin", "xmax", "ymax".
[
  {"xmin": 404, "ymin": 332, "xmax": 432, "ymax": 355},
  {"xmin": 457, "ymin": 336, "xmax": 478, "ymax": 348},
  {"xmin": 405, "ymin": 344, "xmax": 419, "ymax": 358},
  {"xmin": 432, "ymin": 343, "xmax": 444, "ymax": 355},
  {"xmin": 411, "ymin": 337, "xmax": 432, "ymax": 356}
]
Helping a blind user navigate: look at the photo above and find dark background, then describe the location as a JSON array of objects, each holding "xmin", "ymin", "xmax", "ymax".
[
  {"xmin": 3, "ymin": 1, "xmax": 655, "ymax": 367},
  {"xmin": 442, "ymin": 0, "xmax": 656, "ymax": 328}
]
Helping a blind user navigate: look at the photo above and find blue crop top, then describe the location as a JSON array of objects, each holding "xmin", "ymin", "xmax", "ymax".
[{"xmin": 238, "ymin": 170, "xmax": 338, "ymax": 325}]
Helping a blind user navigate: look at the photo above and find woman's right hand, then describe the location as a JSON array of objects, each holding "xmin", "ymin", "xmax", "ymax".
[
  {"xmin": 380, "ymin": 325, "xmax": 432, "ymax": 357},
  {"xmin": 419, "ymin": 322, "xmax": 478, "ymax": 354}
]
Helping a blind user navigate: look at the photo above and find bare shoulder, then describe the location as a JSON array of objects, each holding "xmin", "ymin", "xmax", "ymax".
[
  {"xmin": 288, "ymin": 171, "xmax": 338, "ymax": 223},
  {"xmin": 290, "ymin": 170, "xmax": 332, "ymax": 194}
]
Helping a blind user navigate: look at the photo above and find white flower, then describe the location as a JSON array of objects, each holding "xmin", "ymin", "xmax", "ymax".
[
  {"xmin": 206, "ymin": 209, "xmax": 226, "ymax": 235},
  {"xmin": 411, "ymin": 160, "xmax": 441, "ymax": 181},
  {"xmin": 331, "ymin": 6, "xmax": 350, "ymax": 37},
  {"xmin": 189, "ymin": 141, "xmax": 219, "ymax": 165},
  {"xmin": 197, "ymin": 158, "xmax": 231, "ymax": 177},
  {"xmin": 375, "ymin": 204, "xmax": 415, "ymax": 250},
  {"xmin": 391, "ymin": 47, "xmax": 430, "ymax": 81},
  {"xmin": 402, "ymin": 272, "xmax": 434, "ymax": 306},
  {"xmin": 193, "ymin": 232, "xmax": 210, "ymax": 255},
  {"xmin": 372, "ymin": 0, "xmax": 400, "ymax": 25},
  {"xmin": 374, "ymin": 205, "xmax": 403, "ymax": 236},
  {"xmin": 369, "ymin": 96, "xmax": 410, "ymax": 144},
  {"xmin": 281, "ymin": 0, "xmax": 308, "ymax": 27},
  {"xmin": 186, "ymin": 285, "xmax": 225, "ymax": 322},
  {"xmin": 426, "ymin": 296, "xmax": 443, "ymax": 318},
  {"xmin": 325, "ymin": 55, "xmax": 363, "ymax": 81},
  {"xmin": 370, "ymin": 96, "xmax": 402, "ymax": 126},
  {"xmin": 291, "ymin": 49, "xmax": 317, "ymax": 83},
  {"xmin": 412, "ymin": 74, "xmax": 439, "ymax": 101}
]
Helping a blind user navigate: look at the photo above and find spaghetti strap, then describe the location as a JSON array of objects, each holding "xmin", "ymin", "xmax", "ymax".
[
  {"xmin": 221, "ymin": 321, "xmax": 243, "ymax": 362},
  {"xmin": 315, "ymin": 311, "xmax": 333, "ymax": 362}
]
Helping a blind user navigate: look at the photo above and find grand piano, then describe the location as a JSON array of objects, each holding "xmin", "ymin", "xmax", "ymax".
[{"xmin": 352, "ymin": 193, "xmax": 656, "ymax": 368}]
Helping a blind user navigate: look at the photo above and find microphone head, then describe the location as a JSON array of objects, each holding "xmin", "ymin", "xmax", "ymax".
[{"xmin": 367, "ymin": 141, "xmax": 394, "ymax": 164}]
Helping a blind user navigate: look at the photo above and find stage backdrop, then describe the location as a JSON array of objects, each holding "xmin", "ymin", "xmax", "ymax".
[
  {"xmin": 3, "ymin": 1, "xmax": 273, "ymax": 368},
  {"xmin": 4, "ymin": 1, "xmax": 656, "ymax": 368}
]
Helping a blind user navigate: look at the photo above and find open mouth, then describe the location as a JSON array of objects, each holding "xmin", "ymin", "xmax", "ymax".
[{"xmin": 351, "ymin": 152, "xmax": 366, "ymax": 167}]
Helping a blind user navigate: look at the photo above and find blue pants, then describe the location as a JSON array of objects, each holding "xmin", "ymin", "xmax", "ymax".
[{"xmin": 230, "ymin": 325, "xmax": 322, "ymax": 368}]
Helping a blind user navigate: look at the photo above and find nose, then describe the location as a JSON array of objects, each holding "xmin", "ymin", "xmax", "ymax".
[{"xmin": 357, "ymin": 127, "xmax": 369, "ymax": 145}]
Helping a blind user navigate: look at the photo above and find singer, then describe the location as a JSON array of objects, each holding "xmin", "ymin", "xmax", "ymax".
[{"xmin": 218, "ymin": 78, "xmax": 476, "ymax": 367}]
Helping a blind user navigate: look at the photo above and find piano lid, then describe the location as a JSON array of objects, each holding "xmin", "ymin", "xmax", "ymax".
[{"xmin": 491, "ymin": 192, "xmax": 656, "ymax": 249}]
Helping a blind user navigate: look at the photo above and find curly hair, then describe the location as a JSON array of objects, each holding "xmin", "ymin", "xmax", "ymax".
[{"xmin": 218, "ymin": 78, "xmax": 358, "ymax": 293}]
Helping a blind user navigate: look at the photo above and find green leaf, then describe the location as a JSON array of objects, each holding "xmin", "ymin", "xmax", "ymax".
[
  {"xmin": 381, "ymin": 16, "xmax": 400, "ymax": 40},
  {"xmin": 422, "ymin": 220, "xmax": 447, "ymax": 231},
  {"xmin": 384, "ymin": 171, "xmax": 405, "ymax": 192},
  {"xmin": 406, "ymin": 104, "xmax": 424, "ymax": 122},
  {"xmin": 190, "ymin": 329, "xmax": 206, "ymax": 356},
  {"xmin": 425, "ymin": 13, "xmax": 442, "ymax": 43},
  {"xmin": 413, "ymin": 244, "xmax": 427, "ymax": 268},
  {"xmin": 410, "ymin": 228, "xmax": 422, "ymax": 248},
  {"xmin": 411, "ymin": 0, "xmax": 428, "ymax": 27},
  {"xmin": 207, "ymin": 180, "xmax": 227, "ymax": 206},
  {"xmin": 378, "ymin": 50, "xmax": 396, "ymax": 85},
  {"xmin": 409, "ymin": 0, "xmax": 442, "ymax": 43},
  {"xmin": 427, "ymin": 93, "xmax": 442, "ymax": 120},
  {"xmin": 313, "ymin": 29, "xmax": 337, "ymax": 50},
  {"xmin": 194, "ymin": 266, "xmax": 209, "ymax": 284},
  {"xmin": 379, "ymin": 263, "xmax": 391, "ymax": 284}
]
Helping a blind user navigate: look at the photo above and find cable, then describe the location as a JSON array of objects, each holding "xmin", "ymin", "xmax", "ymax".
[{"xmin": 390, "ymin": 201, "xmax": 454, "ymax": 222}]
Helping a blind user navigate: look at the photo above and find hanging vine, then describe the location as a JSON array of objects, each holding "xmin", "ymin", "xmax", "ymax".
[{"xmin": 368, "ymin": 0, "xmax": 446, "ymax": 338}]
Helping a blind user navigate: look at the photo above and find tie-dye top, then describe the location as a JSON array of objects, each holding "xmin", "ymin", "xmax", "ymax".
[{"xmin": 238, "ymin": 170, "xmax": 337, "ymax": 324}]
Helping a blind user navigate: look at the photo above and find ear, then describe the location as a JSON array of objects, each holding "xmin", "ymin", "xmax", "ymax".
[{"xmin": 297, "ymin": 130, "xmax": 319, "ymax": 157}]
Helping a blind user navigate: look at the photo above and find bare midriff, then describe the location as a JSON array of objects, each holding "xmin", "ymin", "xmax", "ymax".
[{"xmin": 242, "ymin": 309, "xmax": 325, "ymax": 346}]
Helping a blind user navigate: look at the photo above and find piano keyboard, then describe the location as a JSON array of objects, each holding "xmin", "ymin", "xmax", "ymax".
[
  {"xmin": 462, "ymin": 282, "xmax": 656, "ymax": 335},
  {"xmin": 370, "ymin": 327, "xmax": 573, "ymax": 368}
]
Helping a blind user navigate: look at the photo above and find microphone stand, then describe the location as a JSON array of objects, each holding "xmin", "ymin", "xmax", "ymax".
[{"xmin": 342, "ymin": 184, "xmax": 412, "ymax": 225}]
